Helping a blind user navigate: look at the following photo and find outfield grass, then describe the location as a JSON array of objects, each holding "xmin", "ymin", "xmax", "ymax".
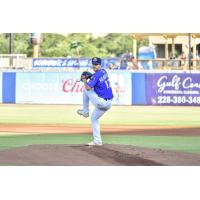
[
  {"xmin": 0, "ymin": 104, "xmax": 200, "ymax": 126},
  {"xmin": 0, "ymin": 104, "xmax": 200, "ymax": 154},
  {"xmin": 0, "ymin": 134, "xmax": 200, "ymax": 154}
]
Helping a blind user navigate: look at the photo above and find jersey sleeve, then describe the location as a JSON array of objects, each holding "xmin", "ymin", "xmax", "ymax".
[{"xmin": 87, "ymin": 74, "xmax": 98, "ymax": 88}]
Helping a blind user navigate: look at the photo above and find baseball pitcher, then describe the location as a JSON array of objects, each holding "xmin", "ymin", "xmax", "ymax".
[{"xmin": 77, "ymin": 57, "xmax": 113, "ymax": 146}]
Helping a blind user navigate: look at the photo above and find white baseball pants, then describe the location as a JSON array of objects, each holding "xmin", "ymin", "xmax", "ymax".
[{"xmin": 82, "ymin": 89, "xmax": 112, "ymax": 144}]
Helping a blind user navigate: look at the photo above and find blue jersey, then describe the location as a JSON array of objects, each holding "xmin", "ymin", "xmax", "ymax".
[{"xmin": 87, "ymin": 69, "xmax": 113, "ymax": 100}]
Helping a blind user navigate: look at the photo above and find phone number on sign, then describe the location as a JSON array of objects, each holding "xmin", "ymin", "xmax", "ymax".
[{"xmin": 157, "ymin": 96, "xmax": 200, "ymax": 104}]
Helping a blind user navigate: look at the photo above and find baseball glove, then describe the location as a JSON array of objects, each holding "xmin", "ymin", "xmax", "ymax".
[{"xmin": 80, "ymin": 71, "xmax": 93, "ymax": 82}]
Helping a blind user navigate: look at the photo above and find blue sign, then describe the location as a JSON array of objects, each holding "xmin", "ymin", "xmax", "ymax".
[
  {"xmin": 146, "ymin": 73, "xmax": 200, "ymax": 106},
  {"xmin": 33, "ymin": 58, "xmax": 91, "ymax": 68},
  {"xmin": 32, "ymin": 58, "xmax": 121, "ymax": 69},
  {"xmin": 2, "ymin": 72, "xmax": 16, "ymax": 103},
  {"xmin": 67, "ymin": 58, "xmax": 90, "ymax": 68},
  {"xmin": 0, "ymin": 72, "xmax": 2, "ymax": 103},
  {"xmin": 33, "ymin": 58, "xmax": 68, "ymax": 67},
  {"xmin": 79, "ymin": 58, "xmax": 90, "ymax": 67},
  {"xmin": 66, "ymin": 58, "xmax": 79, "ymax": 68}
]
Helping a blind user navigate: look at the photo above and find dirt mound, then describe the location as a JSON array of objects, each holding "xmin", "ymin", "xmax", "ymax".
[{"xmin": 0, "ymin": 144, "xmax": 200, "ymax": 166}]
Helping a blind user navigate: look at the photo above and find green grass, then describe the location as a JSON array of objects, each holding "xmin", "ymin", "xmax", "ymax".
[
  {"xmin": 1, "ymin": 104, "xmax": 200, "ymax": 126},
  {"xmin": 0, "ymin": 104, "xmax": 200, "ymax": 154},
  {"xmin": 0, "ymin": 134, "xmax": 92, "ymax": 149},
  {"xmin": 0, "ymin": 134, "xmax": 200, "ymax": 154}
]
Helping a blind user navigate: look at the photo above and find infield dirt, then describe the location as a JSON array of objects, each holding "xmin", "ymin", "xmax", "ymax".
[
  {"xmin": 1, "ymin": 124, "xmax": 200, "ymax": 166},
  {"xmin": 1, "ymin": 124, "xmax": 200, "ymax": 136},
  {"xmin": 0, "ymin": 144, "xmax": 200, "ymax": 166}
]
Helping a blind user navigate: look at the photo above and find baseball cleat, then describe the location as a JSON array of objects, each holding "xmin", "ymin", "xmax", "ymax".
[
  {"xmin": 87, "ymin": 141, "xmax": 103, "ymax": 146},
  {"xmin": 77, "ymin": 109, "xmax": 89, "ymax": 118}
]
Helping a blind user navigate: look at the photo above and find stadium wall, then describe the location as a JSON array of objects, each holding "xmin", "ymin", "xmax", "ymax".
[
  {"xmin": 132, "ymin": 73, "xmax": 146, "ymax": 104},
  {"xmin": 145, "ymin": 72, "xmax": 200, "ymax": 106},
  {"xmin": 1, "ymin": 71, "xmax": 200, "ymax": 106},
  {"xmin": 0, "ymin": 72, "xmax": 2, "ymax": 103},
  {"xmin": 14, "ymin": 71, "xmax": 132, "ymax": 105},
  {"xmin": 2, "ymin": 72, "xmax": 16, "ymax": 103}
]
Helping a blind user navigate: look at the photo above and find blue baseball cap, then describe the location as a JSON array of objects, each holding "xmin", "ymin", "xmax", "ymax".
[{"xmin": 92, "ymin": 57, "xmax": 101, "ymax": 65}]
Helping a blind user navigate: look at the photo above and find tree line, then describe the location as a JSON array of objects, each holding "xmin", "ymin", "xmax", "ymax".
[{"xmin": 0, "ymin": 33, "xmax": 148, "ymax": 58}]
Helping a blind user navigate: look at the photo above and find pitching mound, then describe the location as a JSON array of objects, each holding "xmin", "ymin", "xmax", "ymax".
[{"xmin": 0, "ymin": 144, "xmax": 200, "ymax": 166}]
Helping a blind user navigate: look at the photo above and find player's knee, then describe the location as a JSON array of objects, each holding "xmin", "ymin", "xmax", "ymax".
[
  {"xmin": 83, "ymin": 89, "xmax": 87, "ymax": 94},
  {"xmin": 83, "ymin": 89, "xmax": 91, "ymax": 96},
  {"xmin": 91, "ymin": 113, "xmax": 98, "ymax": 121},
  {"xmin": 91, "ymin": 115, "xmax": 96, "ymax": 121}
]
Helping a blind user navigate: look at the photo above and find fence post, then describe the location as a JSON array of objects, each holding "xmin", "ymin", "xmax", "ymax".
[
  {"xmin": 188, "ymin": 33, "xmax": 192, "ymax": 71},
  {"xmin": 9, "ymin": 34, "xmax": 14, "ymax": 67}
]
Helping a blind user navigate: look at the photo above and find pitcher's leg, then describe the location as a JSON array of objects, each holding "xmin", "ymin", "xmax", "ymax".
[
  {"xmin": 83, "ymin": 89, "xmax": 89, "ymax": 113},
  {"xmin": 91, "ymin": 107, "xmax": 106, "ymax": 144},
  {"xmin": 83, "ymin": 89, "xmax": 101, "ymax": 108}
]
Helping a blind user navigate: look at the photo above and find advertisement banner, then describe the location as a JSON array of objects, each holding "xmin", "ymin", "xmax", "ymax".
[
  {"xmin": 109, "ymin": 72, "xmax": 132, "ymax": 105},
  {"xmin": 33, "ymin": 58, "xmax": 91, "ymax": 68},
  {"xmin": 33, "ymin": 58, "xmax": 68, "ymax": 68},
  {"xmin": 16, "ymin": 72, "xmax": 132, "ymax": 105},
  {"xmin": 32, "ymin": 58, "xmax": 121, "ymax": 69},
  {"xmin": 146, "ymin": 73, "xmax": 200, "ymax": 106},
  {"xmin": 0, "ymin": 72, "xmax": 2, "ymax": 103},
  {"xmin": 16, "ymin": 72, "xmax": 82, "ymax": 104},
  {"xmin": 67, "ymin": 58, "xmax": 91, "ymax": 68}
]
